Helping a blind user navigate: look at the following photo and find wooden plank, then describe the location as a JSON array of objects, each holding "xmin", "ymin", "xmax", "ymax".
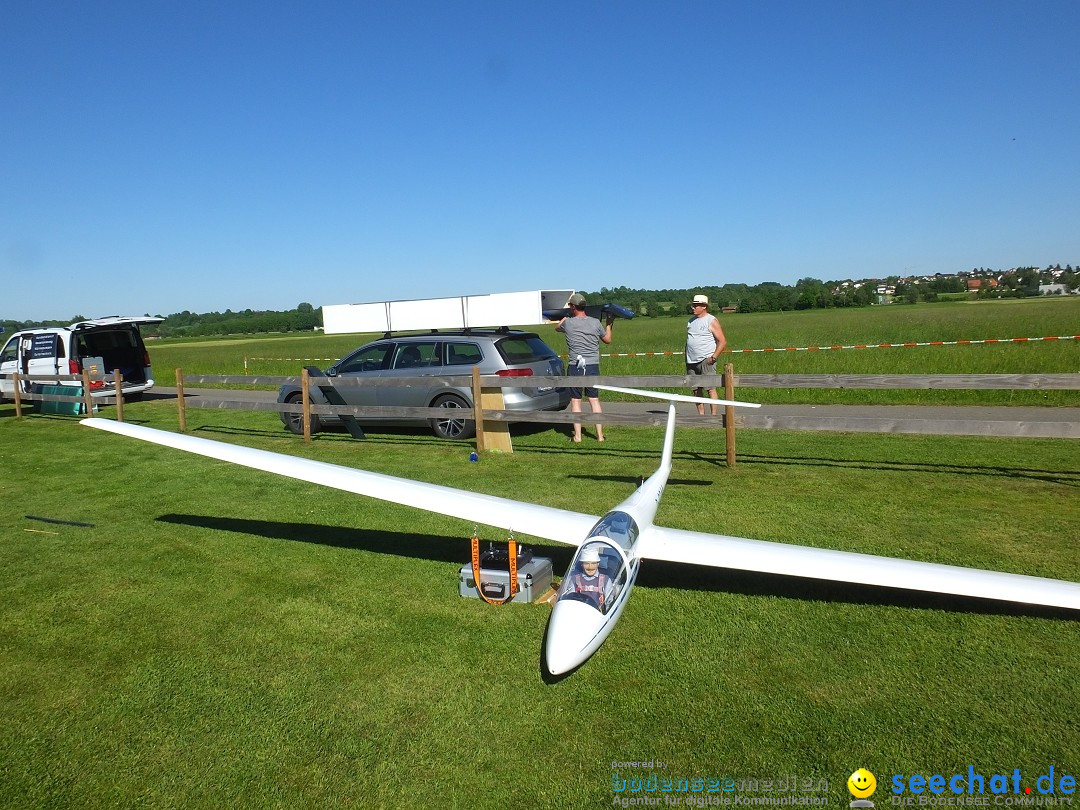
[
  {"xmin": 479, "ymin": 386, "xmax": 513, "ymax": 453},
  {"xmin": 171, "ymin": 372, "xmax": 1080, "ymax": 391},
  {"xmin": 81, "ymin": 370, "xmax": 93, "ymax": 415},
  {"xmin": 471, "ymin": 367, "xmax": 485, "ymax": 453},
  {"xmin": 724, "ymin": 363, "xmax": 736, "ymax": 468},
  {"xmin": 176, "ymin": 369, "xmax": 187, "ymax": 432},
  {"xmin": 113, "ymin": 370, "xmax": 124, "ymax": 422},
  {"xmin": 301, "ymin": 367, "xmax": 312, "ymax": 442},
  {"xmin": 13, "ymin": 373, "xmax": 23, "ymax": 417}
]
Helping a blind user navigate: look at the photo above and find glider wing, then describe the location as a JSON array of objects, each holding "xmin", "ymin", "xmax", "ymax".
[
  {"xmin": 81, "ymin": 419, "xmax": 599, "ymax": 545},
  {"xmin": 640, "ymin": 525, "xmax": 1080, "ymax": 611}
]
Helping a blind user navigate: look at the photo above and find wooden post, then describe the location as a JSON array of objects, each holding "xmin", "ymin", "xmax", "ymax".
[
  {"xmin": 471, "ymin": 367, "xmax": 486, "ymax": 452},
  {"xmin": 471, "ymin": 367, "xmax": 512, "ymax": 453},
  {"xmin": 480, "ymin": 387, "xmax": 513, "ymax": 453},
  {"xmin": 113, "ymin": 370, "xmax": 124, "ymax": 422},
  {"xmin": 301, "ymin": 367, "xmax": 312, "ymax": 443},
  {"xmin": 175, "ymin": 368, "xmax": 187, "ymax": 432},
  {"xmin": 13, "ymin": 373, "xmax": 23, "ymax": 417},
  {"xmin": 81, "ymin": 370, "xmax": 94, "ymax": 415},
  {"xmin": 723, "ymin": 362, "xmax": 736, "ymax": 468}
]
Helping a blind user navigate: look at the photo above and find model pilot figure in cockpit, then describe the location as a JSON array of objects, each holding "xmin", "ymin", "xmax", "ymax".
[{"xmin": 561, "ymin": 546, "xmax": 614, "ymax": 611}]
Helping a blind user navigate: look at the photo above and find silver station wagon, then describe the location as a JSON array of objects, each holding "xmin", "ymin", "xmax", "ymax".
[{"xmin": 278, "ymin": 329, "xmax": 569, "ymax": 440}]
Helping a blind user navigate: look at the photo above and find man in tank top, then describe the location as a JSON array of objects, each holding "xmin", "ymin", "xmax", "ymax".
[{"xmin": 685, "ymin": 294, "xmax": 727, "ymax": 416}]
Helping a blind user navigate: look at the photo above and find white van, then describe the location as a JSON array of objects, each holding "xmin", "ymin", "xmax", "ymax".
[{"xmin": 0, "ymin": 316, "xmax": 163, "ymax": 403}]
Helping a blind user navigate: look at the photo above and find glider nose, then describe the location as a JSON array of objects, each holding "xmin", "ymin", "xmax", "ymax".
[{"xmin": 544, "ymin": 599, "xmax": 606, "ymax": 676}]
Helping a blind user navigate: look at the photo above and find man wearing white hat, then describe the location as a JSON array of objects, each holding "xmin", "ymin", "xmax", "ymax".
[
  {"xmin": 685, "ymin": 294, "xmax": 727, "ymax": 416},
  {"xmin": 559, "ymin": 545, "xmax": 613, "ymax": 610}
]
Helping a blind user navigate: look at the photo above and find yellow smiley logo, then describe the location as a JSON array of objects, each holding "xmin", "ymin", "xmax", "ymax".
[{"xmin": 848, "ymin": 769, "xmax": 877, "ymax": 799}]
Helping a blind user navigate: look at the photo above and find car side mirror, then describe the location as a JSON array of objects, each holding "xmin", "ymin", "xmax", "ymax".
[{"xmin": 326, "ymin": 367, "xmax": 338, "ymax": 377}]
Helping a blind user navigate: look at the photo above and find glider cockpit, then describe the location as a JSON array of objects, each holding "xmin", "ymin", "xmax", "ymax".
[{"xmin": 556, "ymin": 511, "xmax": 640, "ymax": 614}]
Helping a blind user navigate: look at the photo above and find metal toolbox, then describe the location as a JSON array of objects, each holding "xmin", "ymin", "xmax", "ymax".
[{"xmin": 458, "ymin": 557, "xmax": 554, "ymax": 604}]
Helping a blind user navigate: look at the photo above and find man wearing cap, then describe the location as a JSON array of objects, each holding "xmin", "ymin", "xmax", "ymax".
[
  {"xmin": 685, "ymin": 294, "xmax": 727, "ymax": 416},
  {"xmin": 556, "ymin": 293, "xmax": 613, "ymax": 442},
  {"xmin": 559, "ymin": 546, "xmax": 613, "ymax": 610}
]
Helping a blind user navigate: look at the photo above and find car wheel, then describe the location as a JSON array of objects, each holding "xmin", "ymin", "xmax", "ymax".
[
  {"xmin": 284, "ymin": 392, "xmax": 320, "ymax": 435},
  {"xmin": 430, "ymin": 393, "xmax": 475, "ymax": 440}
]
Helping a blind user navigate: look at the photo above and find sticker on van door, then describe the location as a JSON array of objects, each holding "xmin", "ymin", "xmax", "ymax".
[{"xmin": 30, "ymin": 334, "xmax": 58, "ymax": 359}]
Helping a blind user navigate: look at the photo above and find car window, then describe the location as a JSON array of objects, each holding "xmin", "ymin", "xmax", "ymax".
[
  {"xmin": 495, "ymin": 336, "xmax": 556, "ymax": 364},
  {"xmin": 336, "ymin": 343, "xmax": 392, "ymax": 374},
  {"xmin": 1, "ymin": 338, "xmax": 18, "ymax": 364},
  {"xmin": 392, "ymin": 342, "xmax": 439, "ymax": 369},
  {"xmin": 444, "ymin": 342, "xmax": 483, "ymax": 366}
]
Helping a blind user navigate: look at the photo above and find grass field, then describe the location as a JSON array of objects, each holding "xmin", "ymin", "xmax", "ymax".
[
  {"xmin": 1, "ymin": 400, "xmax": 1077, "ymax": 808},
  {"xmin": 147, "ymin": 297, "xmax": 1080, "ymax": 406}
]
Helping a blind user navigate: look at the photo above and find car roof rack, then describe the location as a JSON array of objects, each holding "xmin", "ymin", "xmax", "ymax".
[{"xmin": 377, "ymin": 326, "xmax": 530, "ymax": 340}]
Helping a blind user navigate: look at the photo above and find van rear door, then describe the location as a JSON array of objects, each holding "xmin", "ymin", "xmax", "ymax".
[
  {"xmin": 70, "ymin": 316, "xmax": 164, "ymax": 330},
  {"xmin": 70, "ymin": 317, "xmax": 163, "ymax": 392}
]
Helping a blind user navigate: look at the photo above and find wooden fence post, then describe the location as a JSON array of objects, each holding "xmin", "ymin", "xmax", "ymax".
[
  {"xmin": 471, "ymin": 367, "xmax": 486, "ymax": 452},
  {"xmin": 471, "ymin": 367, "xmax": 513, "ymax": 453},
  {"xmin": 723, "ymin": 362, "xmax": 736, "ymax": 468},
  {"xmin": 301, "ymin": 367, "xmax": 312, "ymax": 443},
  {"xmin": 175, "ymin": 368, "xmax": 187, "ymax": 432},
  {"xmin": 81, "ymin": 370, "xmax": 94, "ymax": 415},
  {"xmin": 13, "ymin": 373, "xmax": 23, "ymax": 417},
  {"xmin": 113, "ymin": 370, "xmax": 124, "ymax": 422}
]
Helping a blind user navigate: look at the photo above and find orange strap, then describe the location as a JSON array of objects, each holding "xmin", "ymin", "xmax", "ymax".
[{"xmin": 470, "ymin": 535, "xmax": 519, "ymax": 605}]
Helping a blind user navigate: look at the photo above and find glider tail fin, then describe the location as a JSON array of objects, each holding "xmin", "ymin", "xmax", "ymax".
[
  {"xmin": 595, "ymin": 383, "xmax": 760, "ymax": 480},
  {"xmin": 599, "ymin": 385, "xmax": 759, "ymax": 526}
]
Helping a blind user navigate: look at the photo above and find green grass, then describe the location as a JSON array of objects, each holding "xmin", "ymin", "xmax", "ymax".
[
  {"xmin": 147, "ymin": 297, "xmax": 1080, "ymax": 405},
  {"xmin": 1, "ymin": 403, "xmax": 1077, "ymax": 808}
]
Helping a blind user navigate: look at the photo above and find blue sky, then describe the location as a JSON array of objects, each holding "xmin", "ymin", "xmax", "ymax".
[{"xmin": 3, "ymin": 0, "xmax": 1078, "ymax": 321}]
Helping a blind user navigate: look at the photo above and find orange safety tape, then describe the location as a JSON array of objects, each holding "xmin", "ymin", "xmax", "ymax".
[{"xmin": 555, "ymin": 334, "xmax": 1077, "ymax": 359}]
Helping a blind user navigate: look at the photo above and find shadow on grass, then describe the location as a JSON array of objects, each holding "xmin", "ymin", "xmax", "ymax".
[
  {"xmin": 156, "ymin": 514, "xmax": 1077, "ymax": 623},
  {"xmin": 691, "ymin": 451, "xmax": 1080, "ymax": 487},
  {"xmin": 637, "ymin": 559, "xmax": 1080, "ymax": 621},
  {"xmin": 158, "ymin": 513, "xmax": 483, "ymax": 564},
  {"xmin": 567, "ymin": 474, "xmax": 713, "ymax": 488}
]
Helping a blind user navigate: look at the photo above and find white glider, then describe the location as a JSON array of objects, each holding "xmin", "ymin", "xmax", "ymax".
[{"xmin": 81, "ymin": 386, "xmax": 1080, "ymax": 676}]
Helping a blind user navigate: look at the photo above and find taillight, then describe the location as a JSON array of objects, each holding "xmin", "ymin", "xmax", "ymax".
[
  {"xmin": 496, "ymin": 368, "xmax": 533, "ymax": 376},
  {"xmin": 68, "ymin": 359, "xmax": 80, "ymax": 374},
  {"xmin": 143, "ymin": 350, "xmax": 151, "ymax": 367}
]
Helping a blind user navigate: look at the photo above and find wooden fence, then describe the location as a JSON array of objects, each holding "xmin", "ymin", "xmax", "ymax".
[
  {"xmin": 0, "ymin": 370, "xmax": 130, "ymax": 421},
  {"xmin": 4, "ymin": 369, "xmax": 1078, "ymax": 465}
]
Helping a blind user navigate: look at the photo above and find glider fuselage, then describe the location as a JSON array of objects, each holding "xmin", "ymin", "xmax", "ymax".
[{"xmin": 542, "ymin": 403, "xmax": 675, "ymax": 675}]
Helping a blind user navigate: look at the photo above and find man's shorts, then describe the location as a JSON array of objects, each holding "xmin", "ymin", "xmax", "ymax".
[
  {"xmin": 568, "ymin": 362, "xmax": 600, "ymax": 399},
  {"xmin": 686, "ymin": 359, "xmax": 717, "ymax": 387}
]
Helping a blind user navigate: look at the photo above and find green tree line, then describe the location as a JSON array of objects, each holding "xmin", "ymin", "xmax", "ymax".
[{"xmin": 4, "ymin": 266, "xmax": 1074, "ymax": 337}]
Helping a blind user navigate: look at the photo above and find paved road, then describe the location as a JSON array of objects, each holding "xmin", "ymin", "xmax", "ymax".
[{"xmin": 150, "ymin": 388, "xmax": 1080, "ymax": 439}]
